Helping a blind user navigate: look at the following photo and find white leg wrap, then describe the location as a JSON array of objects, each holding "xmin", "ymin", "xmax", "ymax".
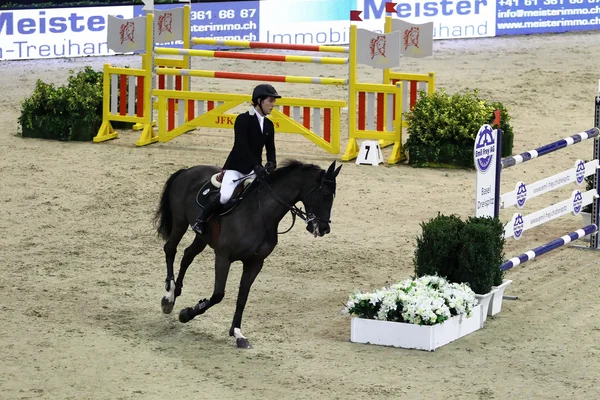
[
  {"xmin": 164, "ymin": 279, "xmax": 175, "ymax": 302},
  {"xmin": 233, "ymin": 328, "xmax": 246, "ymax": 339}
]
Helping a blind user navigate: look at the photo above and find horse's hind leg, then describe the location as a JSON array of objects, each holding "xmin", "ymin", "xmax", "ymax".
[
  {"xmin": 173, "ymin": 235, "xmax": 207, "ymax": 297},
  {"xmin": 161, "ymin": 222, "xmax": 188, "ymax": 314},
  {"xmin": 178, "ymin": 254, "xmax": 231, "ymax": 323}
]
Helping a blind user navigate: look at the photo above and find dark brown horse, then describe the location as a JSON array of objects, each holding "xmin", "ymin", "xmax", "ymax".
[{"xmin": 153, "ymin": 159, "xmax": 341, "ymax": 348}]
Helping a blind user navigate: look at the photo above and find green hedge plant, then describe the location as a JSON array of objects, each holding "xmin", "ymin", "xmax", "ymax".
[
  {"xmin": 413, "ymin": 213, "xmax": 464, "ymax": 283},
  {"xmin": 413, "ymin": 213, "xmax": 506, "ymax": 294},
  {"xmin": 456, "ymin": 216, "xmax": 506, "ymax": 293},
  {"xmin": 404, "ymin": 88, "xmax": 514, "ymax": 168},
  {"xmin": 17, "ymin": 66, "xmax": 135, "ymax": 142},
  {"xmin": 18, "ymin": 67, "xmax": 103, "ymax": 141}
]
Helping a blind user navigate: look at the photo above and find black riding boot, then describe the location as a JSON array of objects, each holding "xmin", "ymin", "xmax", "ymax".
[{"xmin": 191, "ymin": 194, "xmax": 221, "ymax": 235}]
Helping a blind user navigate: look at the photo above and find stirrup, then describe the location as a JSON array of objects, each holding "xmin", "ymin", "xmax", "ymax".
[{"xmin": 192, "ymin": 221, "xmax": 205, "ymax": 234}]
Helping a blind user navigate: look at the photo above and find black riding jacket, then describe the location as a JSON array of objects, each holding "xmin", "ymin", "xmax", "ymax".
[{"xmin": 222, "ymin": 109, "xmax": 276, "ymax": 174}]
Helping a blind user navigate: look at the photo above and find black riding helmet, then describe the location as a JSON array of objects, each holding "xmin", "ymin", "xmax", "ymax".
[{"xmin": 252, "ymin": 84, "xmax": 281, "ymax": 115}]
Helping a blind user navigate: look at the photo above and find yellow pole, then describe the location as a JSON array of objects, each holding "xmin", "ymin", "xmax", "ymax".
[
  {"xmin": 428, "ymin": 71, "xmax": 436, "ymax": 95},
  {"xmin": 342, "ymin": 23, "xmax": 359, "ymax": 161},
  {"xmin": 383, "ymin": 15, "xmax": 392, "ymax": 85},
  {"xmin": 378, "ymin": 15, "xmax": 396, "ymax": 150},
  {"xmin": 93, "ymin": 63, "xmax": 118, "ymax": 142},
  {"xmin": 331, "ymin": 106, "xmax": 341, "ymax": 155},
  {"xmin": 192, "ymin": 37, "xmax": 349, "ymax": 53},
  {"xmin": 388, "ymin": 82, "xmax": 404, "ymax": 164},
  {"xmin": 155, "ymin": 68, "xmax": 348, "ymax": 85},
  {"xmin": 157, "ymin": 95, "xmax": 167, "ymax": 142},
  {"xmin": 154, "ymin": 47, "xmax": 349, "ymax": 64},
  {"xmin": 183, "ymin": 4, "xmax": 191, "ymax": 121},
  {"xmin": 136, "ymin": 11, "xmax": 158, "ymax": 146}
]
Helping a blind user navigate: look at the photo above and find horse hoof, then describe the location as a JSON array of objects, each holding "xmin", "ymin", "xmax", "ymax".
[
  {"xmin": 178, "ymin": 307, "xmax": 194, "ymax": 323},
  {"xmin": 161, "ymin": 296, "xmax": 175, "ymax": 314},
  {"xmin": 236, "ymin": 338, "xmax": 252, "ymax": 349}
]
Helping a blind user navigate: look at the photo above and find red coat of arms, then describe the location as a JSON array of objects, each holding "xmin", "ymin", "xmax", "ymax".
[
  {"xmin": 369, "ymin": 35, "xmax": 387, "ymax": 60},
  {"xmin": 157, "ymin": 13, "xmax": 173, "ymax": 36},
  {"xmin": 120, "ymin": 21, "xmax": 135, "ymax": 45},
  {"xmin": 403, "ymin": 27, "xmax": 420, "ymax": 51}
]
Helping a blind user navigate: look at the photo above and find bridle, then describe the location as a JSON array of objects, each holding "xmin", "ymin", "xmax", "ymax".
[{"xmin": 256, "ymin": 173, "xmax": 333, "ymax": 235}]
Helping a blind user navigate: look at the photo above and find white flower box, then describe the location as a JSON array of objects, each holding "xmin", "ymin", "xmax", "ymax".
[
  {"xmin": 489, "ymin": 279, "xmax": 513, "ymax": 316},
  {"xmin": 350, "ymin": 304, "xmax": 482, "ymax": 351},
  {"xmin": 474, "ymin": 289, "xmax": 497, "ymax": 327}
]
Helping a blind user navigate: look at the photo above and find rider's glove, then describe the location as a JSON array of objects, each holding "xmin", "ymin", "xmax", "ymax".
[{"xmin": 265, "ymin": 161, "xmax": 276, "ymax": 174}]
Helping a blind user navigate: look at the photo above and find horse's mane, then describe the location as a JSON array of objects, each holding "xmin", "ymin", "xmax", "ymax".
[{"xmin": 266, "ymin": 159, "xmax": 322, "ymax": 182}]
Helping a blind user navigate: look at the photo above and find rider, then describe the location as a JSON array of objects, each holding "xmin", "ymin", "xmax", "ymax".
[{"xmin": 191, "ymin": 83, "xmax": 281, "ymax": 235}]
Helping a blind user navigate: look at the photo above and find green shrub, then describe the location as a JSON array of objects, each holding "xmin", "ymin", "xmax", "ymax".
[
  {"xmin": 413, "ymin": 213, "xmax": 506, "ymax": 293},
  {"xmin": 17, "ymin": 66, "xmax": 136, "ymax": 141},
  {"xmin": 18, "ymin": 66, "xmax": 104, "ymax": 141},
  {"xmin": 413, "ymin": 213, "xmax": 465, "ymax": 283},
  {"xmin": 404, "ymin": 88, "xmax": 514, "ymax": 168},
  {"xmin": 459, "ymin": 216, "xmax": 506, "ymax": 289}
]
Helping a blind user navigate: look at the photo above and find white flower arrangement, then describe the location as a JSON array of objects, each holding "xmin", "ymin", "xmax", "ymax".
[{"xmin": 342, "ymin": 275, "xmax": 478, "ymax": 326}]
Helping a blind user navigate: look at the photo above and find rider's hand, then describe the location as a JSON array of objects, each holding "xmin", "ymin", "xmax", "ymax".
[
  {"xmin": 253, "ymin": 165, "xmax": 267, "ymax": 179},
  {"xmin": 265, "ymin": 161, "xmax": 276, "ymax": 174}
]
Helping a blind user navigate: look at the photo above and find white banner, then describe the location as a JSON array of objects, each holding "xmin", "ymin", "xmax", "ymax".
[
  {"xmin": 107, "ymin": 15, "xmax": 147, "ymax": 53},
  {"xmin": 474, "ymin": 124, "xmax": 498, "ymax": 218},
  {"xmin": 391, "ymin": 19, "xmax": 433, "ymax": 58},
  {"xmin": 356, "ymin": 28, "xmax": 400, "ymax": 69},
  {"xmin": 154, "ymin": 7, "xmax": 185, "ymax": 44},
  {"xmin": 357, "ymin": 0, "xmax": 496, "ymax": 39},
  {"xmin": 0, "ymin": 6, "xmax": 133, "ymax": 60}
]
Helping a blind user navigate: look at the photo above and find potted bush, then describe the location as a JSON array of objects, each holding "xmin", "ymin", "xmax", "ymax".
[
  {"xmin": 457, "ymin": 216, "xmax": 509, "ymax": 320},
  {"xmin": 343, "ymin": 275, "xmax": 481, "ymax": 351},
  {"xmin": 403, "ymin": 88, "xmax": 514, "ymax": 168},
  {"xmin": 413, "ymin": 214, "xmax": 510, "ymax": 322},
  {"xmin": 413, "ymin": 213, "xmax": 464, "ymax": 283}
]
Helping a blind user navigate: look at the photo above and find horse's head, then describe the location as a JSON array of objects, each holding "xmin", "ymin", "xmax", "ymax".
[{"xmin": 301, "ymin": 161, "xmax": 342, "ymax": 237}]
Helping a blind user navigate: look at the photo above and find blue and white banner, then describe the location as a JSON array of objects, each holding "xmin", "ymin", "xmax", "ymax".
[
  {"xmin": 0, "ymin": 6, "xmax": 132, "ymax": 60},
  {"xmin": 259, "ymin": 0, "xmax": 354, "ymax": 45},
  {"xmin": 259, "ymin": 0, "xmax": 496, "ymax": 44},
  {"xmin": 495, "ymin": 0, "xmax": 600, "ymax": 35},
  {"xmin": 2, "ymin": 0, "xmax": 600, "ymax": 61},
  {"xmin": 0, "ymin": 1, "xmax": 260, "ymax": 60},
  {"xmin": 133, "ymin": 1, "xmax": 260, "ymax": 49},
  {"xmin": 357, "ymin": 0, "xmax": 496, "ymax": 38}
]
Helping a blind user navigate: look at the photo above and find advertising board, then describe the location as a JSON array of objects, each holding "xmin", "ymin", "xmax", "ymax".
[{"xmin": 1, "ymin": 0, "xmax": 599, "ymax": 61}]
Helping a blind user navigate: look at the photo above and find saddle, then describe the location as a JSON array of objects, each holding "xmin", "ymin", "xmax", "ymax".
[{"xmin": 196, "ymin": 170, "xmax": 256, "ymax": 216}]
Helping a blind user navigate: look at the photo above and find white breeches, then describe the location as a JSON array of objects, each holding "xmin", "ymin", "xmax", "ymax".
[{"xmin": 220, "ymin": 169, "xmax": 255, "ymax": 204}]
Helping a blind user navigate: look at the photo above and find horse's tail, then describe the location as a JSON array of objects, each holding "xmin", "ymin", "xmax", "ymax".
[{"xmin": 153, "ymin": 168, "xmax": 187, "ymax": 241}]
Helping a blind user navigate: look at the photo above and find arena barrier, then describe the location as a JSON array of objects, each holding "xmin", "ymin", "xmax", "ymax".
[
  {"xmin": 94, "ymin": 13, "xmax": 156, "ymax": 146},
  {"xmin": 474, "ymin": 93, "xmax": 600, "ymax": 271},
  {"xmin": 94, "ymin": 4, "xmax": 435, "ymax": 164}
]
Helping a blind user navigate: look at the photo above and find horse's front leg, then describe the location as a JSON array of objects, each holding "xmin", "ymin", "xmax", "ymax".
[
  {"xmin": 162, "ymin": 235, "xmax": 207, "ymax": 314},
  {"xmin": 161, "ymin": 223, "xmax": 188, "ymax": 314},
  {"xmin": 178, "ymin": 253, "xmax": 231, "ymax": 323},
  {"xmin": 229, "ymin": 258, "xmax": 265, "ymax": 349}
]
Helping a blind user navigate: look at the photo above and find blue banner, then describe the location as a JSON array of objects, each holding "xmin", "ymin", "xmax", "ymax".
[
  {"xmin": 496, "ymin": 0, "xmax": 600, "ymax": 35},
  {"xmin": 133, "ymin": 1, "xmax": 260, "ymax": 48}
]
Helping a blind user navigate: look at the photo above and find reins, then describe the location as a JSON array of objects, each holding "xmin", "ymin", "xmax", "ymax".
[{"xmin": 255, "ymin": 174, "xmax": 329, "ymax": 235}]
